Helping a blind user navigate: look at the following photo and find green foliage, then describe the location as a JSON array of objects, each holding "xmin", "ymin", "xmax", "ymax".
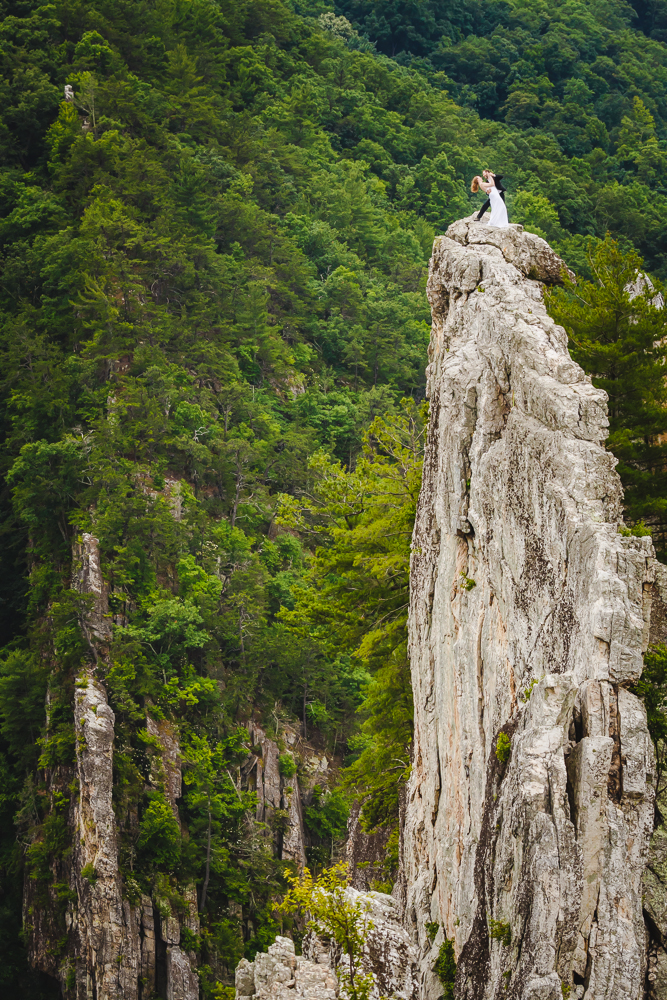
[
  {"xmin": 278, "ymin": 753, "xmax": 297, "ymax": 778},
  {"xmin": 198, "ymin": 963, "xmax": 237, "ymax": 1000},
  {"xmin": 304, "ymin": 785, "xmax": 350, "ymax": 869},
  {"xmin": 181, "ymin": 927, "xmax": 201, "ymax": 952},
  {"xmin": 180, "ymin": 731, "xmax": 257, "ymax": 915},
  {"xmin": 619, "ymin": 521, "xmax": 653, "ymax": 537},
  {"xmin": 433, "ymin": 938, "xmax": 456, "ymax": 1000},
  {"xmin": 279, "ymin": 863, "xmax": 375, "ymax": 999},
  {"xmin": 80, "ymin": 863, "xmax": 97, "ymax": 885},
  {"xmin": 425, "ymin": 920, "xmax": 440, "ymax": 942},
  {"xmin": 137, "ymin": 793, "xmax": 182, "ymax": 871},
  {"xmin": 520, "ymin": 679, "xmax": 539, "ymax": 703},
  {"xmin": 546, "ymin": 238, "xmax": 667, "ymax": 556},
  {"xmin": 279, "ymin": 402, "xmax": 423, "ymax": 848},
  {"xmin": 495, "ymin": 733, "xmax": 512, "ymax": 765},
  {"xmin": 488, "ymin": 919, "xmax": 512, "ymax": 947},
  {"xmin": 632, "ymin": 644, "xmax": 667, "ymax": 807},
  {"xmin": 26, "ymin": 810, "xmax": 71, "ymax": 883},
  {"xmin": 0, "ymin": 651, "xmax": 49, "ymax": 770}
]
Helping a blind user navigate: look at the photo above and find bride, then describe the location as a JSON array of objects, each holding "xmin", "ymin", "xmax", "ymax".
[{"xmin": 471, "ymin": 171, "xmax": 509, "ymax": 227}]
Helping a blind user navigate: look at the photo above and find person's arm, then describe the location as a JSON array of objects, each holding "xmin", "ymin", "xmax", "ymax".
[{"xmin": 472, "ymin": 175, "xmax": 493, "ymax": 193}]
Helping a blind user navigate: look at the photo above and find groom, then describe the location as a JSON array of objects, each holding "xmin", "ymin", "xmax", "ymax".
[{"xmin": 476, "ymin": 171, "xmax": 506, "ymax": 221}]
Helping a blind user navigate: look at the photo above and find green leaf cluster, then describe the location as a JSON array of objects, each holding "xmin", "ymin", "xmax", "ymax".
[
  {"xmin": 2, "ymin": 0, "xmax": 667, "ymax": 992},
  {"xmin": 546, "ymin": 237, "xmax": 667, "ymax": 554},
  {"xmin": 433, "ymin": 937, "xmax": 456, "ymax": 1000},
  {"xmin": 279, "ymin": 862, "xmax": 375, "ymax": 1000},
  {"xmin": 276, "ymin": 401, "xmax": 423, "ymax": 865}
]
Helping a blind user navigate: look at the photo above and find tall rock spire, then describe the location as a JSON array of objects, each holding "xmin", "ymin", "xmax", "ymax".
[{"xmin": 403, "ymin": 219, "xmax": 657, "ymax": 1000}]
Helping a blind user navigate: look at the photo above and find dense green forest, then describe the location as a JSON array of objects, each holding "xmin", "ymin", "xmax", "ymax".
[{"xmin": 3, "ymin": 0, "xmax": 667, "ymax": 995}]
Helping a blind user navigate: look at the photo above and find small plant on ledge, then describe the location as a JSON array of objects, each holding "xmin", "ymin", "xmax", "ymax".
[
  {"xmin": 495, "ymin": 733, "xmax": 512, "ymax": 765},
  {"xmin": 425, "ymin": 920, "xmax": 440, "ymax": 943},
  {"xmin": 278, "ymin": 752, "xmax": 297, "ymax": 778},
  {"xmin": 433, "ymin": 938, "xmax": 456, "ymax": 1000},
  {"xmin": 81, "ymin": 863, "xmax": 97, "ymax": 885},
  {"xmin": 489, "ymin": 919, "xmax": 511, "ymax": 947}
]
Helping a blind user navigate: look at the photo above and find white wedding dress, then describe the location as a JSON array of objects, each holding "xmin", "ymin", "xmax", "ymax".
[{"xmin": 487, "ymin": 184, "xmax": 509, "ymax": 227}]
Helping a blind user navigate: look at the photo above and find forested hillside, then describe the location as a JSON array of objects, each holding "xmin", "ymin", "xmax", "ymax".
[{"xmin": 2, "ymin": 0, "xmax": 667, "ymax": 996}]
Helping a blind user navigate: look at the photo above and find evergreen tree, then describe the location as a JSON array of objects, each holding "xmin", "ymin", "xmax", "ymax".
[
  {"xmin": 277, "ymin": 401, "xmax": 424, "ymax": 879},
  {"xmin": 5, "ymin": 0, "xmax": 667, "ymax": 990},
  {"xmin": 546, "ymin": 237, "xmax": 667, "ymax": 556}
]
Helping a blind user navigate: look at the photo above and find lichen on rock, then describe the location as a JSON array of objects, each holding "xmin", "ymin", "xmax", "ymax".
[{"xmin": 402, "ymin": 219, "xmax": 658, "ymax": 1000}]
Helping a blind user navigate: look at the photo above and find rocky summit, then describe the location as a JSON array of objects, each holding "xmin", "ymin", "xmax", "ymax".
[
  {"xmin": 399, "ymin": 219, "xmax": 664, "ymax": 1000},
  {"xmin": 230, "ymin": 221, "xmax": 667, "ymax": 1000}
]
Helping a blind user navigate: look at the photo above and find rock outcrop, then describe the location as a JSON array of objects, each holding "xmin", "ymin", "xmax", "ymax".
[
  {"xmin": 403, "ymin": 219, "xmax": 658, "ymax": 1000},
  {"xmin": 25, "ymin": 533, "xmax": 200, "ymax": 1000},
  {"xmin": 235, "ymin": 891, "xmax": 419, "ymax": 999},
  {"xmin": 236, "ymin": 936, "xmax": 338, "ymax": 999},
  {"xmin": 243, "ymin": 721, "xmax": 307, "ymax": 866}
]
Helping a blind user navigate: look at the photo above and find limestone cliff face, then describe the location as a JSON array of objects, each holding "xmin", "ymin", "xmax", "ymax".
[
  {"xmin": 26, "ymin": 535, "xmax": 316, "ymax": 997},
  {"xmin": 26, "ymin": 533, "xmax": 201, "ymax": 1000},
  {"xmin": 404, "ymin": 220, "xmax": 657, "ymax": 1000}
]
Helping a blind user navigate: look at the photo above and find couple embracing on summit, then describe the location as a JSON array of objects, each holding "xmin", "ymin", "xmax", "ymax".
[{"xmin": 471, "ymin": 170, "xmax": 508, "ymax": 227}]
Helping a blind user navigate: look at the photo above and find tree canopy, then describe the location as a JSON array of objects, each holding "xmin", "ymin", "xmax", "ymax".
[{"xmin": 3, "ymin": 0, "xmax": 667, "ymax": 995}]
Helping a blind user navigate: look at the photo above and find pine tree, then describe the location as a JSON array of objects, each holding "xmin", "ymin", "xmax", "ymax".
[
  {"xmin": 546, "ymin": 237, "xmax": 667, "ymax": 557},
  {"xmin": 276, "ymin": 401, "xmax": 424, "ymax": 863}
]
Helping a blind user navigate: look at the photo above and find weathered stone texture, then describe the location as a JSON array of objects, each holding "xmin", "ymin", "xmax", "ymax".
[
  {"xmin": 26, "ymin": 533, "xmax": 199, "ymax": 999},
  {"xmin": 236, "ymin": 936, "xmax": 338, "ymax": 999},
  {"xmin": 403, "ymin": 220, "xmax": 656, "ymax": 1000},
  {"xmin": 360, "ymin": 890, "xmax": 420, "ymax": 998},
  {"xmin": 243, "ymin": 722, "xmax": 307, "ymax": 865},
  {"xmin": 235, "ymin": 892, "xmax": 419, "ymax": 999}
]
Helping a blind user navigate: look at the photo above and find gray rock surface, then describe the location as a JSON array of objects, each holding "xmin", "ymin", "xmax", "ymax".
[
  {"xmin": 361, "ymin": 890, "xmax": 420, "ymax": 998},
  {"xmin": 243, "ymin": 722, "xmax": 307, "ymax": 865},
  {"xmin": 403, "ymin": 221, "xmax": 657, "ymax": 1000},
  {"xmin": 25, "ymin": 533, "xmax": 199, "ymax": 999},
  {"xmin": 235, "ymin": 891, "xmax": 419, "ymax": 999},
  {"xmin": 236, "ymin": 936, "xmax": 337, "ymax": 999}
]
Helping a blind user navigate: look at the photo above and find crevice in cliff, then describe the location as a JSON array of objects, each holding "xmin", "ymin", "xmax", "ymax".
[
  {"xmin": 432, "ymin": 733, "xmax": 442, "ymax": 828},
  {"xmin": 456, "ymin": 716, "xmax": 520, "ymax": 1000},
  {"xmin": 476, "ymin": 610, "xmax": 486, "ymax": 750},
  {"xmin": 565, "ymin": 742, "xmax": 578, "ymax": 833},
  {"xmin": 608, "ymin": 684, "xmax": 623, "ymax": 803},
  {"xmin": 155, "ymin": 908, "xmax": 168, "ymax": 998},
  {"xmin": 582, "ymin": 908, "xmax": 598, "ymax": 994}
]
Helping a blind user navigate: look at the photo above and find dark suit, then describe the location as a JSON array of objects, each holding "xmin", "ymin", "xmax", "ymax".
[{"xmin": 476, "ymin": 175, "xmax": 506, "ymax": 221}]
